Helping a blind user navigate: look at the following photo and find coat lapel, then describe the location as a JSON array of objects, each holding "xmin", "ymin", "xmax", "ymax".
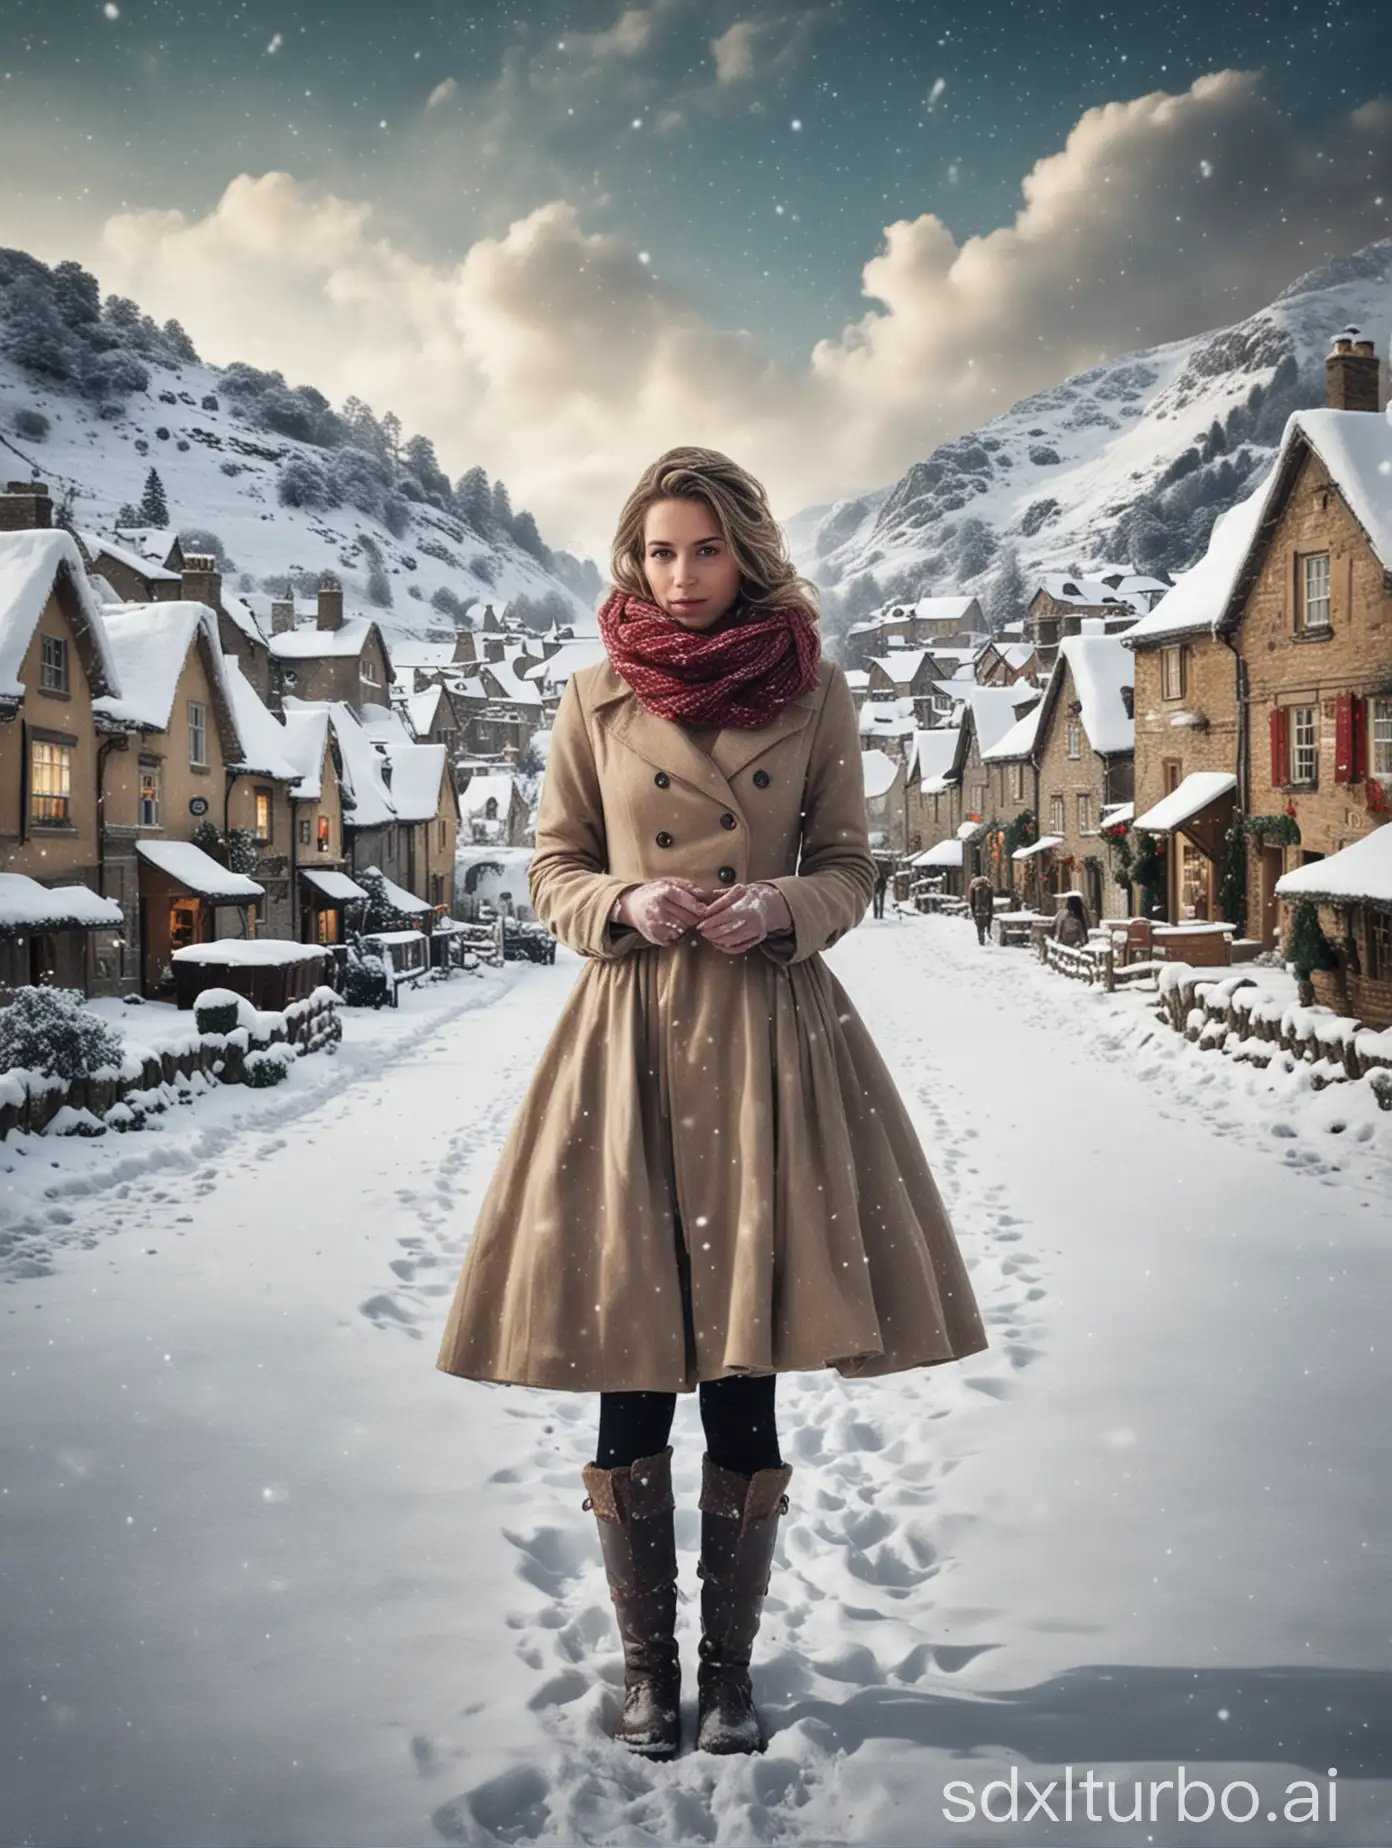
[{"xmin": 590, "ymin": 663, "xmax": 823, "ymax": 808}]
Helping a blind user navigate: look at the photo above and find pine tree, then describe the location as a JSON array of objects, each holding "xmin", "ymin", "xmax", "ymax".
[
  {"xmin": 137, "ymin": 467, "xmax": 168, "ymax": 526},
  {"xmin": 454, "ymin": 466, "xmax": 491, "ymax": 532},
  {"xmin": 987, "ymin": 546, "xmax": 1027, "ymax": 633},
  {"xmin": 490, "ymin": 478, "xmax": 514, "ymax": 535},
  {"xmin": 379, "ymin": 411, "xmax": 402, "ymax": 470},
  {"xmin": 512, "ymin": 509, "xmax": 548, "ymax": 563}
]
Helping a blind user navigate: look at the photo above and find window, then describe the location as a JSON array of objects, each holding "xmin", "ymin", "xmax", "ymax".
[
  {"xmin": 1369, "ymin": 908, "xmax": 1392, "ymax": 982},
  {"xmin": 1066, "ymin": 721, "xmax": 1081, "ymax": 759},
  {"xmin": 317, "ymin": 814, "xmax": 330, "ymax": 854},
  {"xmin": 1161, "ymin": 644, "xmax": 1186, "ymax": 701},
  {"xmin": 298, "ymin": 815, "xmax": 311, "ymax": 846},
  {"xmin": 1077, "ymin": 793, "xmax": 1094, "ymax": 834},
  {"xmin": 254, "ymin": 788, "xmax": 272, "ymax": 841},
  {"xmin": 139, "ymin": 763, "xmax": 161, "ymax": 827},
  {"xmin": 1299, "ymin": 552, "xmax": 1331, "ymax": 631},
  {"xmin": 1050, "ymin": 793, "xmax": 1065, "ymax": 834},
  {"xmin": 1371, "ymin": 697, "xmax": 1392, "ymax": 781},
  {"xmin": 1009, "ymin": 762, "xmax": 1024, "ymax": 803},
  {"xmin": 437, "ymin": 816, "xmax": 446, "ymax": 849},
  {"xmin": 1291, "ymin": 706, "xmax": 1318, "ymax": 786},
  {"xmin": 188, "ymin": 700, "xmax": 208, "ymax": 767},
  {"xmin": 30, "ymin": 738, "xmax": 71, "ymax": 825},
  {"xmin": 40, "ymin": 634, "xmax": 69, "ymax": 694},
  {"xmin": 360, "ymin": 656, "xmax": 380, "ymax": 685}
]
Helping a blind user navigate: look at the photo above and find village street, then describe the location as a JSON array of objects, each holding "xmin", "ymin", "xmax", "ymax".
[{"xmin": 2, "ymin": 913, "xmax": 1390, "ymax": 1848}]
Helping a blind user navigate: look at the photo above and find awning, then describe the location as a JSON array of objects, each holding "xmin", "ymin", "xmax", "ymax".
[
  {"xmin": 912, "ymin": 839, "xmax": 964, "ymax": 868},
  {"xmin": 300, "ymin": 868, "xmax": 368, "ymax": 904},
  {"xmin": 0, "ymin": 873, "xmax": 124, "ymax": 937},
  {"xmin": 956, "ymin": 819, "xmax": 988, "ymax": 841},
  {"xmin": 375, "ymin": 872, "xmax": 434, "ymax": 915},
  {"xmin": 1100, "ymin": 801, "xmax": 1134, "ymax": 829},
  {"xmin": 1012, "ymin": 834, "xmax": 1064, "ymax": 862},
  {"xmin": 136, "ymin": 839, "xmax": 264, "ymax": 901},
  {"xmin": 1133, "ymin": 772, "xmax": 1236, "ymax": 834},
  {"xmin": 1275, "ymin": 825, "xmax": 1392, "ymax": 907}
]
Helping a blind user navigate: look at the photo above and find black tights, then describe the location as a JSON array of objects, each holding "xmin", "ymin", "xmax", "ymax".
[{"xmin": 595, "ymin": 1374, "xmax": 782, "ymax": 1475}]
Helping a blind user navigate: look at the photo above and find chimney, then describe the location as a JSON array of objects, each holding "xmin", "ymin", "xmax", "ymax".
[
  {"xmin": 317, "ymin": 573, "xmax": 344, "ymax": 632},
  {"xmin": 181, "ymin": 553, "xmax": 222, "ymax": 610},
  {"xmin": 1325, "ymin": 324, "xmax": 1381, "ymax": 412},
  {"xmin": 0, "ymin": 480, "xmax": 53, "ymax": 531},
  {"xmin": 270, "ymin": 598, "xmax": 296, "ymax": 634}
]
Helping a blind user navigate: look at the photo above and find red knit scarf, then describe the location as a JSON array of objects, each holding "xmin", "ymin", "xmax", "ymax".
[{"xmin": 596, "ymin": 587, "xmax": 820, "ymax": 729}]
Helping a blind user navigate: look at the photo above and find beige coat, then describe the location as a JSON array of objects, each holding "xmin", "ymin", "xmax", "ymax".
[{"xmin": 435, "ymin": 655, "xmax": 988, "ymax": 1393}]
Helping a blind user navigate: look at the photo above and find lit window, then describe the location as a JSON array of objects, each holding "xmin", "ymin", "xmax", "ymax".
[
  {"xmin": 254, "ymin": 789, "xmax": 272, "ymax": 841},
  {"xmin": 317, "ymin": 814, "xmax": 330, "ymax": 854},
  {"xmin": 188, "ymin": 700, "xmax": 208, "ymax": 767},
  {"xmin": 30, "ymin": 739, "xmax": 71, "ymax": 825},
  {"xmin": 139, "ymin": 763, "xmax": 160, "ymax": 827},
  {"xmin": 1161, "ymin": 644, "xmax": 1186, "ymax": 701},
  {"xmin": 1300, "ymin": 553, "xmax": 1331, "ymax": 631}
]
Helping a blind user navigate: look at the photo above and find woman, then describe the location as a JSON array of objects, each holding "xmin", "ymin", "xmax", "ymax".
[
  {"xmin": 1052, "ymin": 891, "xmax": 1091, "ymax": 947},
  {"xmin": 435, "ymin": 447, "xmax": 988, "ymax": 1762}
]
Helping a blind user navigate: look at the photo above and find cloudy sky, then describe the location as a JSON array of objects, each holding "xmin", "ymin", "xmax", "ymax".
[{"xmin": 2, "ymin": 0, "xmax": 1391, "ymax": 558}]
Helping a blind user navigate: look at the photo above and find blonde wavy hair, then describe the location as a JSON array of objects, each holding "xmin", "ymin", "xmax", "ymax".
[{"xmin": 608, "ymin": 446, "xmax": 821, "ymax": 626}]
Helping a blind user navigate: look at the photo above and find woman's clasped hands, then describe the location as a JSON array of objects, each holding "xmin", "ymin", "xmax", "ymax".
[{"xmin": 615, "ymin": 875, "xmax": 793, "ymax": 953}]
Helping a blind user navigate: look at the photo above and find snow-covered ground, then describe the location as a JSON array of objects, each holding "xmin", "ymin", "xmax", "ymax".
[{"xmin": 2, "ymin": 916, "xmax": 1389, "ymax": 1847}]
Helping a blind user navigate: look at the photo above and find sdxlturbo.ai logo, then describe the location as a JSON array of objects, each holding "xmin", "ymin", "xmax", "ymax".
[{"xmin": 943, "ymin": 1764, "xmax": 1339, "ymax": 1825}]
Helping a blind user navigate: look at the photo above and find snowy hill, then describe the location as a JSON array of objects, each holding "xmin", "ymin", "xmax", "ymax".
[
  {"xmin": 0, "ymin": 248, "xmax": 603, "ymax": 648},
  {"xmin": 790, "ymin": 238, "xmax": 1392, "ymax": 621}
]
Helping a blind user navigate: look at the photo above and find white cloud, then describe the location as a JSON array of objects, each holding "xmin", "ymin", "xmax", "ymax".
[
  {"xmin": 425, "ymin": 77, "xmax": 458, "ymax": 111},
  {"xmin": 85, "ymin": 71, "xmax": 1392, "ymax": 558},
  {"xmin": 712, "ymin": 21, "xmax": 761, "ymax": 83}
]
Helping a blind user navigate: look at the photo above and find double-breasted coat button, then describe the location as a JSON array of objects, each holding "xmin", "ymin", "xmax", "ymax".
[
  {"xmin": 720, "ymin": 812, "xmax": 737, "ymax": 830},
  {"xmin": 717, "ymin": 865, "xmax": 736, "ymax": 884},
  {"xmin": 752, "ymin": 769, "xmax": 771, "ymax": 788},
  {"xmin": 654, "ymin": 771, "xmax": 670, "ymax": 788},
  {"xmin": 656, "ymin": 830, "xmax": 674, "ymax": 848}
]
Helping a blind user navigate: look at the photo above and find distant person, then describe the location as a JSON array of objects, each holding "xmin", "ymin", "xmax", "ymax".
[
  {"xmin": 873, "ymin": 857, "xmax": 891, "ymax": 918},
  {"xmin": 1051, "ymin": 892, "xmax": 1090, "ymax": 947},
  {"xmin": 967, "ymin": 874, "xmax": 995, "ymax": 945}
]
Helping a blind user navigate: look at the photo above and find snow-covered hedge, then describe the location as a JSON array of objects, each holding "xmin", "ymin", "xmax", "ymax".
[{"xmin": 0, "ymin": 986, "xmax": 341, "ymax": 1141}]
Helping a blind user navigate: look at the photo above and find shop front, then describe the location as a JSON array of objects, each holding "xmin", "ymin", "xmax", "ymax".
[
  {"xmin": 134, "ymin": 839, "xmax": 264, "ymax": 998},
  {"xmin": 0, "ymin": 874, "xmax": 126, "ymax": 999},
  {"xmin": 299, "ymin": 868, "xmax": 369, "ymax": 946},
  {"xmin": 1132, "ymin": 772, "xmax": 1237, "ymax": 924}
]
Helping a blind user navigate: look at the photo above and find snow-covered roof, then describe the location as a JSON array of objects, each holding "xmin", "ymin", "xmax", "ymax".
[
  {"xmin": 861, "ymin": 749, "xmax": 900, "ymax": 799},
  {"xmin": 360, "ymin": 866, "xmax": 434, "ymax": 914},
  {"xmin": 384, "ymin": 742, "xmax": 449, "ymax": 823},
  {"xmin": 92, "ymin": 601, "xmax": 239, "ymax": 740},
  {"xmin": 1280, "ymin": 407, "xmax": 1392, "ymax": 568},
  {"xmin": 961, "ymin": 685, "xmax": 1028, "ymax": 756},
  {"xmin": 172, "ymin": 938, "xmax": 326, "ymax": 965},
  {"xmin": 359, "ymin": 700, "xmax": 416, "ymax": 748},
  {"xmin": 1050, "ymin": 630, "xmax": 1135, "ymax": 756},
  {"xmin": 461, "ymin": 773, "xmax": 516, "ymax": 819},
  {"xmin": 869, "ymin": 649, "xmax": 930, "ymax": 684},
  {"xmin": 77, "ymin": 529, "xmax": 181, "ymax": 584},
  {"xmin": 980, "ymin": 702, "xmax": 1043, "ymax": 764},
  {"xmin": 321, "ymin": 702, "xmax": 395, "ymax": 828},
  {"xmin": 0, "ymin": 529, "xmax": 123, "ymax": 705},
  {"xmin": 221, "ymin": 654, "xmax": 300, "ymax": 781},
  {"xmin": 299, "ymin": 868, "xmax": 368, "ymax": 903},
  {"xmin": 913, "ymin": 839, "xmax": 964, "ymax": 867},
  {"xmin": 859, "ymin": 698, "xmax": 919, "ymax": 739},
  {"xmin": 1013, "ymin": 834, "xmax": 1065, "ymax": 861},
  {"xmin": 1123, "ymin": 481, "xmax": 1269, "ymax": 646},
  {"xmin": 112, "ymin": 526, "xmax": 181, "ymax": 569},
  {"xmin": 268, "ymin": 616, "xmax": 382, "ymax": 663},
  {"xmin": 135, "ymin": 839, "xmax": 263, "ymax": 900},
  {"xmin": 1038, "ymin": 573, "xmax": 1147, "ymax": 612},
  {"xmin": 480, "ymin": 658, "xmax": 544, "ymax": 706},
  {"xmin": 1101, "ymin": 801, "xmax": 1135, "ymax": 829},
  {"xmin": 390, "ymin": 641, "xmax": 459, "ymax": 674},
  {"xmin": 908, "ymin": 726, "xmax": 961, "ymax": 788},
  {"xmin": 405, "ymin": 686, "xmax": 443, "ymax": 737},
  {"xmin": 1133, "ymin": 771, "xmax": 1236, "ymax": 834},
  {"xmin": 1274, "ymin": 823, "xmax": 1392, "ymax": 906},
  {"xmin": 276, "ymin": 705, "xmax": 330, "ymax": 800},
  {"xmin": 0, "ymin": 873, "xmax": 124, "ymax": 935}
]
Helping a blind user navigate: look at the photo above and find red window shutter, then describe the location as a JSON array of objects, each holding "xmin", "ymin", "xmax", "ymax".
[
  {"xmin": 1269, "ymin": 707, "xmax": 1290, "ymax": 788},
  {"xmin": 1334, "ymin": 692, "xmax": 1353, "ymax": 783},
  {"xmin": 1351, "ymin": 695, "xmax": 1367, "ymax": 783}
]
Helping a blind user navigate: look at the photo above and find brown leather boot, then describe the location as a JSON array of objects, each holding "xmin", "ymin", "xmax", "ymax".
[
  {"xmin": 581, "ymin": 1445, "xmax": 682, "ymax": 1760},
  {"xmin": 695, "ymin": 1452, "xmax": 793, "ymax": 1754}
]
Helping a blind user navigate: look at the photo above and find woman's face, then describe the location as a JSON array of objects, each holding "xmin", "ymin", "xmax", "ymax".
[{"xmin": 642, "ymin": 497, "xmax": 743, "ymax": 630}]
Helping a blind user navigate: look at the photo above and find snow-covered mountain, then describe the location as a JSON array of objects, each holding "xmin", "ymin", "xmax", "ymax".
[
  {"xmin": 788, "ymin": 238, "xmax": 1392, "ymax": 622},
  {"xmin": 0, "ymin": 248, "xmax": 602, "ymax": 648}
]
